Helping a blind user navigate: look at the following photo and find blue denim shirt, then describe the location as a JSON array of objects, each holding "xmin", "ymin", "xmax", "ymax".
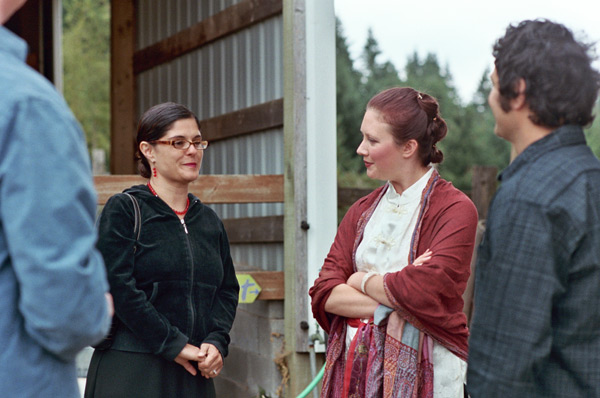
[
  {"xmin": 468, "ymin": 125, "xmax": 600, "ymax": 397},
  {"xmin": 0, "ymin": 26, "xmax": 110, "ymax": 397}
]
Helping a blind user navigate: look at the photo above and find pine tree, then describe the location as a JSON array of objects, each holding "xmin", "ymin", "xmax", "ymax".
[{"xmin": 335, "ymin": 18, "xmax": 367, "ymax": 173}]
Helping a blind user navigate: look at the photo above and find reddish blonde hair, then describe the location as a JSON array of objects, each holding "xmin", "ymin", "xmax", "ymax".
[{"xmin": 367, "ymin": 87, "xmax": 447, "ymax": 166}]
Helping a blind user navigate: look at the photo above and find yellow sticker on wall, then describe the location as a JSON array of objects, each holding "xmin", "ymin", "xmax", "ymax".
[{"xmin": 236, "ymin": 274, "xmax": 262, "ymax": 304}]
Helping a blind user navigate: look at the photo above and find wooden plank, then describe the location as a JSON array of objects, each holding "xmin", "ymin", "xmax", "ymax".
[
  {"xmin": 39, "ymin": 0, "xmax": 55, "ymax": 81},
  {"xmin": 190, "ymin": 174, "xmax": 284, "ymax": 204},
  {"xmin": 110, "ymin": 0, "xmax": 137, "ymax": 174},
  {"xmin": 133, "ymin": 0, "xmax": 283, "ymax": 74},
  {"xmin": 7, "ymin": 1, "xmax": 39, "ymax": 71},
  {"xmin": 337, "ymin": 186, "xmax": 373, "ymax": 208},
  {"xmin": 94, "ymin": 175, "xmax": 145, "ymax": 204},
  {"xmin": 201, "ymin": 99, "xmax": 283, "ymax": 142},
  {"xmin": 223, "ymin": 216, "xmax": 283, "ymax": 244},
  {"xmin": 238, "ymin": 271, "xmax": 284, "ymax": 300},
  {"xmin": 94, "ymin": 174, "xmax": 284, "ymax": 205},
  {"xmin": 471, "ymin": 166, "xmax": 498, "ymax": 220},
  {"xmin": 463, "ymin": 220, "xmax": 486, "ymax": 326}
]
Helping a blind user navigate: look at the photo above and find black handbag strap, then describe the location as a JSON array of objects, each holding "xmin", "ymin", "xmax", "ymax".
[
  {"xmin": 92, "ymin": 193, "xmax": 141, "ymax": 350},
  {"xmin": 121, "ymin": 193, "xmax": 141, "ymax": 253}
]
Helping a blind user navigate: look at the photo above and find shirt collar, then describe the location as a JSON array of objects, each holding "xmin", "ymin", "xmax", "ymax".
[
  {"xmin": 386, "ymin": 167, "xmax": 434, "ymax": 204},
  {"xmin": 0, "ymin": 26, "xmax": 28, "ymax": 62},
  {"xmin": 499, "ymin": 125, "xmax": 587, "ymax": 182}
]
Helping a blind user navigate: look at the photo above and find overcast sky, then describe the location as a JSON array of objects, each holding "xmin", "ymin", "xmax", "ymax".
[{"xmin": 334, "ymin": 0, "xmax": 600, "ymax": 104}]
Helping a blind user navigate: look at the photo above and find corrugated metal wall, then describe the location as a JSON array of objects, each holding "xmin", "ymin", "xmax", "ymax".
[
  {"xmin": 135, "ymin": 0, "xmax": 284, "ymax": 271},
  {"xmin": 137, "ymin": 0, "xmax": 241, "ymax": 47}
]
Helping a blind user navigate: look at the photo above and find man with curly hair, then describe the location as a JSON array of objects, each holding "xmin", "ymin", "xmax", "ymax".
[{"xmin": 468, "ymin": 19, "xmax": 600, "ymax": 397}]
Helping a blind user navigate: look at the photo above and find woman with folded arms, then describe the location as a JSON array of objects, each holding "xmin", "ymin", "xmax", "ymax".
[{"xmin": 310, "ymin": 87, "xmax": 478, "ymax": 398}]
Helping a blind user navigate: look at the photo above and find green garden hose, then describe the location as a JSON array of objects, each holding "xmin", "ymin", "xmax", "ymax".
[{"xmin": 296, "ymin": 363, "xmax": 325, "ymax": 398}]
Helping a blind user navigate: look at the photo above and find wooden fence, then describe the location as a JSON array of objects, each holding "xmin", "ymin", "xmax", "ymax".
[{"xmin": 94, "ymin": 174, "xmax": 285, "ymax": 300}]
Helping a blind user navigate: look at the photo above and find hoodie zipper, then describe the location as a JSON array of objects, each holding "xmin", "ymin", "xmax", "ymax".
[
  {"xmin": 180, "ymin": 201, "xmax": 197, "ymax": 340},
  {"xmin": 180, "ymin": 218, "xmax": 188, "ymax": 234},
  {"xmin": 146, "ymin": 186, "xmax": 198, "ymax": 339}
]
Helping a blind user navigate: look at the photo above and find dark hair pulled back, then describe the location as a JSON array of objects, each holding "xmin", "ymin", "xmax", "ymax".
[
  {"xmin": 367, "ymin": 87, "xmax": 447, "ymax": 166},
  {"xmin": 135, "ymin": 102, "xmax": 201, "ymax": 178}
]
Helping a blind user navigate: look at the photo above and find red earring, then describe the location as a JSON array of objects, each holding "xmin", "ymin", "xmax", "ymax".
[{"xmin": 153, "ymin": 167, "xmax": 157, "ymax": 177}]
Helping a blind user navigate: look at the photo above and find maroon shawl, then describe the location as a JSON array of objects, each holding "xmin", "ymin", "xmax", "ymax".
[{"xmin": 309, "ymin": 171, "xmax": 478, "ymax": 397}]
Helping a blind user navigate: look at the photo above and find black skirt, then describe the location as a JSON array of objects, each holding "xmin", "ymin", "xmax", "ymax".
[{"xmin": 84, "ymin": 349, "xmax": 215, "ymax": 398}]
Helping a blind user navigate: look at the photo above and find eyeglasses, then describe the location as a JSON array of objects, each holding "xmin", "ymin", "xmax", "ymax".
[{"xmin": 150, "ymin": 139, "xmax": 208, "ymax": 150}]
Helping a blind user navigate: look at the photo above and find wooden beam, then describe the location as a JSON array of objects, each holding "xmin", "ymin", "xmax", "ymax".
[
  {"xmin": 41, "ymin": 0, "xmax": 54, "ymax": 81},
  {"xmin": 94, "ymin": 175, "xmax": 145, "ymax": 204},
  {"xmin": 337, "ymin": 186, "xmax": 373, "ymax": 209},
  {"xmin": 190, "ymin": 174, "xmax": 284, "ymax": 204},
  {"xmin": 463, "ymin": 221, "xmax": 486, "ymax": 326},
  {"xmin": 471, "ymin": 166, "xmax": 498, "ymax": 220},
  {"xmin": 223, "ymin": 216, "xmax": 283, "ymax": 244},
  {"xmin": 283, "ymin": 0, "xmax": 312, "ymax": 360},
  {"xmin": 133, "ymin": 0, "xmax": 282, "ymax": 74},
  {"xmin": 239, "ymin": 271, "xmax": 284, "ymax": 300},
  {"xmin": 201, "ymin": 99, "xmax": 283, "ymax": 142},
  {"xmin": 6, "ymin": 0, "xmax": 42, "ymax": 73},
  {"xmin": 94, "ymin": 174, "xmax": 284, "ymax": 205},
  {"xmin": 252, "ymin": 271, "xmax": 284, "ymax": 300},
  {"xmin": 110, "ymin": 0, "xmax": 137, "ymax": 174}
]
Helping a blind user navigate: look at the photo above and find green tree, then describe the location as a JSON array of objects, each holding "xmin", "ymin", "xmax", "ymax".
[
  {"xmin": 404, "ymin": 52, "xmax": 461, "ymax": 111},
  {"xmin": 337, "ymin": 28, "xmax": 403, "ymax": 186},
  {"xmin": 333, "ymin": 20, "xmax": 513, "ymax": 193},
  {"xmin": 402, "ymin": 52, "xmax": 480, "ymax": 190},
  {"xmin": 462, "ymin": 69, "xmax": 511, "ymax": 174},
  {"xmin": 335, "ymin": 18, "xmax": 367, "ymax": 174},
  {"xmin": 585, "ymin": 99, "xmax": 600, "ymax": 158},
  {"xmin": 62, "ymin": 0, "xmax": 110, "ymax": 169},
  {"xmin": 361, "ymin": 29, "xmax": 403, "ymax": 101}
]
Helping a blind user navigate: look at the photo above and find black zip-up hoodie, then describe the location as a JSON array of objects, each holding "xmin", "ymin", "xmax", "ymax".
[{"xmin": 96, "ymin": 184, "xmax": 239, "ymax": 360}]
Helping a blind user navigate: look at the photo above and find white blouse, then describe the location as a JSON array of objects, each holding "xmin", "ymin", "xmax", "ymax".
[{"xmin": 350, "ymin": 168, "xmax": 466, "ymax": 398}]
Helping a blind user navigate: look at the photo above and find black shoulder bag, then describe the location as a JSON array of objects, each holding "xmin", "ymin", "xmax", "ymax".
[{"xmin": 93, "ymin": 193, "xmax": 141, "ymax": 350}]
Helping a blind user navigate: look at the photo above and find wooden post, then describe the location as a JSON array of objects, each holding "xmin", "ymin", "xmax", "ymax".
[
  {"xmin": 110, "ymin": 0, "xmax": 136, "ymax": 174},
  {"xmin": 462, "ymin": 220, "xmax": 486, "ymax": 326},
  {"xmin": 283, "ymin": 0, "xmax": 313, "ymax": 395},
  {"xmin": 471, "ymin": 166, "xmax": 498, "ymax": 220},
  {"xmin": 465, "ymin": 166, "xmax": 497, "ymax": 327}
]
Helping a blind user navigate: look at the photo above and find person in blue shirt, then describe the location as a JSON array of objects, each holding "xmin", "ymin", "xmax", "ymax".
[
  {"xmin": 0, "ymin": 1, "xmax": 113, "ymax": 397},
  {"xmin": 467, "ymin": 19, "xmax": 600, "ymax": 397}
]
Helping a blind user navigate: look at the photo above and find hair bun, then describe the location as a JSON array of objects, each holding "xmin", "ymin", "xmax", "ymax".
[
  {"xmin": 430, "ymin": 144, "xmax": 444, "ymax": 164},
  {"xmin": 426, "ymin": 115, "xmax": 447, "ymax": 164},
  {"xmin": 367, "ymin": 87, "xmax": 449, "ymax": 166},
  {"xmin": 431, "ymin": 115, "xmax": 447, "ymax": 141}
]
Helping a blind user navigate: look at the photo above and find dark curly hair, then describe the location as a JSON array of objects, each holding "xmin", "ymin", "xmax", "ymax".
[
  {"xmin": 493, "ymin": 19, "xmax": 600, "ymax": 128},
  {"xmin": 367, "ymin": 87, "xmax": 447, "ymax": 166},
  {"xmin": 135, "ymin": 102, "xmax": 201, "ymax": 178}
]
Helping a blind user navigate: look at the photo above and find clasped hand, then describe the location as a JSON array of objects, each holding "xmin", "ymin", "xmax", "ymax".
[{"xmin": 175, "ymin": 343, "xmax": 223, "ymax": 378}]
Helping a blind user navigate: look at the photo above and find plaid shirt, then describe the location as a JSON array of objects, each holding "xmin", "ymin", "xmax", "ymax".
[{"xmin": 468, "ymin": 125, "xmax": 600, "ymax": 397}]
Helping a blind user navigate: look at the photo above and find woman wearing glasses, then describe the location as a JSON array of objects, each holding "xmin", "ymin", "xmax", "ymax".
[{"xmin": 85, "ymin": 102, "xmax": 239, "ymax": 398}]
